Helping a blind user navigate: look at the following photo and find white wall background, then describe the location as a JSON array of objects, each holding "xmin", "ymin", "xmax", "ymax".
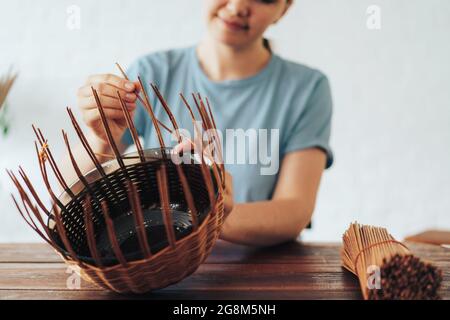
[{"xmin": 0, "ymin": 0, "xmax": 449, "ymax": 242}]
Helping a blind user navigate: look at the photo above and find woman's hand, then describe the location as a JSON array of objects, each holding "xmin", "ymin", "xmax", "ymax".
[
  {"xmin": 172, "ymin": 140, "xmax": 234, "ymax": 219},
  {"xmin": 77, "ymin": 74, "xmax": 141, "ymax": 148}
]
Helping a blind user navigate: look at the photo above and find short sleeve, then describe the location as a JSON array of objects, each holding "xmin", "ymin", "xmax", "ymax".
[
  {"xmin": 282, "ymin": 75, "xmax": 334, "ymax": 169},
  {"xmin": 121, "ymin": 60, "xmax": 149, "ymax": 147}
]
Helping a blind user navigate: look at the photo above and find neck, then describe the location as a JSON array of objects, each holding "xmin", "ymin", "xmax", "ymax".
[{"xmin": 197, "ymin": 36, "xmax": 272, "ymax": 82}]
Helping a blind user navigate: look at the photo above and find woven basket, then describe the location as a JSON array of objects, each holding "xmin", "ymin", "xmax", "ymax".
[
  {"xmin": 56, "ymin": 148, "xmax": 223, "ymax": 293},
  {"xmin": 8, "ymin": 72, "xmax": 226, "ymax": 294}
]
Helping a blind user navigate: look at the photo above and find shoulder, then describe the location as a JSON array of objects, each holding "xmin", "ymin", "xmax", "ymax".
[
  {"xmin": 275, "ymin": 55, "xmax": 330, "ymax": 93},
  {"xmin": 274, "ymin": 56, "xmax": 333, "ymax": 128}
]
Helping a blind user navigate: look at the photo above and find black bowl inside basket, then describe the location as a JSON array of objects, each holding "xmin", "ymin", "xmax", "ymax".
[{"xmin": 48, "ymin": 148, "xmax": 219, "ymax": 267}]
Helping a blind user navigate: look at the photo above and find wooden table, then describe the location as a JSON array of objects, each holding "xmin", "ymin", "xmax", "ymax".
[{"xmin": 0, "ymin": 241, "xmax": 448, "ymax": 300}]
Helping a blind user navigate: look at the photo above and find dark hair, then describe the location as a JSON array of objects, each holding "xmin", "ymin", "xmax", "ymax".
[
  {"xmin": 263, "ymin": 0, "xmax": 291, "ymax": 52},
  {"xmin": 262, "ymin": 37, "xmax": 272, "ymax": 52}
]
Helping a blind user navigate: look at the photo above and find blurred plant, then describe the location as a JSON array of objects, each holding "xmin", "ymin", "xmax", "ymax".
[{"xmin": 0, "ymin": 68, "xmax": 18, "ymax": 137}]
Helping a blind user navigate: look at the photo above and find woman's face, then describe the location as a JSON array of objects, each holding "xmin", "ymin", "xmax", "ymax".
[{"xmin": 204, "ymin": 0, "xmax": 291, "ymax": 49}]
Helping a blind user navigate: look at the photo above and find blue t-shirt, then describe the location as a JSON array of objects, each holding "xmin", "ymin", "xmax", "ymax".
[{"xmin": 122, "ymin": 46, "xmax": 333, "ymax": 203}]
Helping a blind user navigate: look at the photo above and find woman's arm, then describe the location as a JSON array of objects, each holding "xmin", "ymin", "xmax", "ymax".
[
  {"xmin": 60, "ymin": 132, "xmax": 128, "ymax": 186},
  {"xmin": 219, "ymin": 148, "xmax": 326, "ymax": 246}
]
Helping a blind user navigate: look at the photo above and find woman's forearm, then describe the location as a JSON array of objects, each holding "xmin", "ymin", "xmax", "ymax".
[
  {"xmin": 59, "ymin": 133, "xmax": 114, "ymax": 188},
  {"xmin": 218, "ymin": 199, "xmax": 313, "ymax": 246}
]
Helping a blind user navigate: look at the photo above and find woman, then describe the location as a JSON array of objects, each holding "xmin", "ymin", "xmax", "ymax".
[{"xmin": 65, "ymin": 0, "xmax": 333, "ymax": 247}]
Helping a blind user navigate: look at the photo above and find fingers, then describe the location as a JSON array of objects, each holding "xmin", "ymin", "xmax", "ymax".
[
  {"xmin": 133, "ymin": 80, "xmax": 142, "ymax": 92},
  {"xmin": 172, "ymin": 139, "xmax": 194, "ymax": 155},
  {"xmin": 87, "ymin": 75, "xmax": 141, "ymax": 93},
  {"xmin": 78, "ymin": 74, "xmax": 143, "ymax": 114},
  {"xmin": 80, "ymin": 74, "xmax": 141, "ymax": 99},
  {"xmin": 85, "ymin": 74, "xmax": 137, "ymax": 92},
  {"xmin": 76, "ymin": 73, "xmax": 143, "ymax": 143},
  {"xmin": 82, "ymin": 108, "xmax": 135, "ymax": 127},
  {"xmin": 78, "ymin": 82, "xmax": 136, "ymax": 99},
  {"xmin": 78, "ymin": 94, "xmax": 136, "ymax": 111}
]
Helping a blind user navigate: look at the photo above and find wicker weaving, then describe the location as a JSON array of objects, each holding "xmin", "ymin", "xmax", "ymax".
[{"xmin": 8, "ymin": 65, "xmax": 226, "ymax": 293}]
